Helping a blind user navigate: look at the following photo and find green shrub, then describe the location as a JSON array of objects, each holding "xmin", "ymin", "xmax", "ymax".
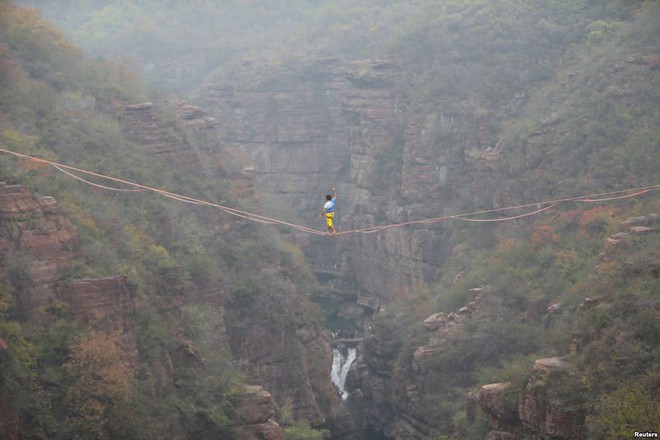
[
  {"xmin": 7, "ymin": 251, "xmax": 33, "ymax": 292},
  {"xmin": 587, "ymin": 373, "xmax": 660, "ymax": 439},
  {"xmin": 283, "ymin": 419, "xmax": 330, "ymax": 440}
]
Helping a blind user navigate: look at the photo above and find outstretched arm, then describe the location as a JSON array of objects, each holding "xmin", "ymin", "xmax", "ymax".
[{"xmin": 333, "ymin": 187, "xmax": 337, "ymax": 200}]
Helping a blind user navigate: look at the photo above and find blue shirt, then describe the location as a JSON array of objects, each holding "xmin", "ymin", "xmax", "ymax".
[{"xmin": 324, "ymin": 197, "xmax": 336, "ymax": 213}]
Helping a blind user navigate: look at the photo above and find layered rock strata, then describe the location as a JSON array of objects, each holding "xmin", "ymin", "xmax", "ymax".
[
  {"xmin": 195, "ymin": 57, "xmax": 483, "ymax": 302},
  {"xmin": 123, "ymin": 102, "xmax": 204, "ymax": 172},
  {"xmin": 230, "ymin": 386, "xmax": 283, "ymax": 440},
  {"xmin": 0, "ymin": 182, "xmax": 79, "ymax": 313},
  {"xmin": 121, "ymin": 102, "xmax": 351, "ymax": 437},
  {"xmin": 475, "ymin": 215, "xmax": 659, "ymax": 439},
  {"xmin": 478, "ymin": 358, "xmax": 584, "ymax": 440},
  {"xmin": 353, "ymin": 289, "xmax": 486, "ymax": 439},
  {"xmin": 0, "ymin": 182, "xmax": 139, "ymax": 366}
]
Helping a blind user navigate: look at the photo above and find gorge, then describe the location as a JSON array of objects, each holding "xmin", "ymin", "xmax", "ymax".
[{"xmin": 2, "ymin": 1, "xmax": 659, "ymax": 439}]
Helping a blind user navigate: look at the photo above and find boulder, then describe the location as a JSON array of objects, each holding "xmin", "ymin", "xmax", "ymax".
[
  {"xmin": 479, "ymin": 382, "xmax": 518, "ymax": 425},
  {"xmin": 518, "ymin": 358, "xmax": 584, "ymax": 438},
  {"xmin": 423, "ymin": 312, "xmax": 446, "ymax": 331},
  {"xmin": 230, "ymin": 386, "xmax": 283, "ymax": 440}
]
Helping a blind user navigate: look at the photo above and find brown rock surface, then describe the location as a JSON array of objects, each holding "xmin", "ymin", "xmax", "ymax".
[
  {"xmin": 477, "ymin": 357, "xmax": 585, "ymax": 440},
  {"xmin": 123, "ymin": 101, "xmax": 203, "ymax": 172},
  {"xmin": 0, "ymin": 183, "xmax": 139, "ymax": 368},
  {"xmin": 598, "ymin": 213, "xmax": 659, "ymax": 271},
  {"xmin": 194, "ymin": 57, "xmax": 452, "ymax": 303},
  {"xmin": 479, "ymin": 382, "xmax": 518, "ymax": 426},
  {"xmin": 121, "ymin": 98, "xmax": 348, "ymax": 436},
  {"xmin": 233, "ymin": 317, "xmax": 343, "ymax": 426},
  {"xmin": 0, "ymin": 182, "xmax": 79, "ymax": 312},
  {"xmin": 517, "ymin": 357, "xmax": 583, "ymax": 438},
  {"xmin": 57, "ymin": 276, "xmax": 140, "ymax": 369},
  {"xmin": 230, "ymin": 386, "xmax": 283, "ymax": 440},
  {"xmin": 356, "ymin": 291, "xmax": 489, "ymax": 437},
  {"xmin": 56, "ymin": 276, "xmax": 135, "ymax": 329}
]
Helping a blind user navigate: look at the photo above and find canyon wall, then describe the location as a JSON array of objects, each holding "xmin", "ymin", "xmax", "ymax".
[
  {"xmin": 120, "ymin": 99, "xmax": 350, "ymax": 437},
  {"xmin": 0, "ymin": 100, "xmax": 348, "ymax": 439},
  {"xmin": 0, "ymin": 183, "xmax": 137, "ymax": 360},
  {"xmin": 195, "ymin": 57, "xmax": 501, "ymax": 306},
  {"xmin": 351, "ymin": 213, "xmax": 659, "ymax": 439},
  {"xmin": 193, "ymin": 44, "xmax": 659, "ymax": 438}
]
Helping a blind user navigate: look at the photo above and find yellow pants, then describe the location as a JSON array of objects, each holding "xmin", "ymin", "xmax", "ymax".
[{"xmin": 325, "ymin": 212, "xmax": 335, "ymax": 227}]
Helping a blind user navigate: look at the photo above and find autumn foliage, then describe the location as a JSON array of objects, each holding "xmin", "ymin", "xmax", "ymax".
[
  {"xmin": 63, "ymin": 332, "xmax": 132, "ymax": 440},
  {"xmin": 530, "ymin": 224, "xmax": 559, "ymax": 247}
]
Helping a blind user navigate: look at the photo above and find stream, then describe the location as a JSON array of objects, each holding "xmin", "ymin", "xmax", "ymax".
[
  {"xmin": 314, "ymin": 295, "xmax": 388, "ymax": 439},
  {"xmin": 331, "ymin": 347, "xmax": 357, "ymax": 400}
]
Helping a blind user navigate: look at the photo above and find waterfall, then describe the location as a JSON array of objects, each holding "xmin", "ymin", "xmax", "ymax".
[{"xmin": 331, "ymin": 347, "xmax": 357, "ymax": 400}]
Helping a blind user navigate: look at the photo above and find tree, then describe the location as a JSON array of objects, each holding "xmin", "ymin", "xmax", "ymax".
[
  {"xmin": 283, "ymin": 419, "xmax": 330, "ymax": 440},
  {"xmin": 587, "ymin": 374, "xmax": 660, "ymax": 439},
  {"xmin": 63, "ymin": 331, "xmax": 133, "ymax": 440}
]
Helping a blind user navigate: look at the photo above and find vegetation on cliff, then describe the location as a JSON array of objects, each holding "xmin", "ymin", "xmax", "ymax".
[
  {"xmin": 355, "ymin": 2, "xmax": 659, "ymax": 438},
  {"xmin": 0, "ymin": 2, "xmax": 333, "ymax": 439},
  {"xmin": 2, "ymin": 0, "xmax": 659, "ymax": 439}
]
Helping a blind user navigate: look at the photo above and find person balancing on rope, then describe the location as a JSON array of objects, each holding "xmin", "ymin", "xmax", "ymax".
[{"xmin": 319, "ymin": 187, "xmax": 337, "ymax": 235}]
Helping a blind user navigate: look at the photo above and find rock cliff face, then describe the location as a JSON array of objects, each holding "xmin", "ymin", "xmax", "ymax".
[
  {"xmin": 351, "ymin": 212, "xmax": 659, "ymax": 439},
  {"xmin": 478, "ymin": 358, "xmax": 584, "ymax": 440},
  {"xmin": 354, "ymin": 288, "xmax": 487, "ymax": 439},
  {"xmin": 0, "ymin": 182, "xmax": 79, "ymax": 313},
  {"xmin": 0, "ymin": 182, "xmax": 139, "ymax": 365},
  {"xmin": 228, "ymin": 297, "xmax": 349, "ymax": 432},
  {"xmin": 358, "ymin": 295, "xmax": 575, "ymax": 439},
  {"xmin": 121, "ymin": 100, "xmax": 351, "ymax": 437},
  {"xmin": 0, "ymin": 101, "xmax": 347, "ymax": 435},
  {"xmin": 195, "ymin": 57, "xmax": 487, "ymax": 303},
  {"xmin": 0, "ymin": 180, "xmax": 345, "ymax": 437},
  {"xmin": 230, "ymin": 386, "xmax": 284, "ymax": 440},
  {"xmin": 57, "ymin": 276, "xmax": 140, "ymax": 367},
  {"xmin": 470, "ymin": 215, "xmax": 658, "ymax": 440},
  {"xmin": 192, "ymin": 57, "xmax": 518, "ymax": 438},
  {"xmin": 123, "ymin": 101, "xmax": 208, "ymax": 173}
]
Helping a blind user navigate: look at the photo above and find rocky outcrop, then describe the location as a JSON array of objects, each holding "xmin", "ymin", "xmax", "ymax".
[
  {"xmin": 195, "ymin": 57, "xmax": 349, "ymax": 217},
  {"xmin": 475, "ymin": 215, "xmax": 660, "ymax": 440},
  {"xmin": 351, "ymin": 290, "xmax": 486, "ymax": 439},
  {"xmin": 478, "ymin": 383, "xmax": 519, "ymax": 436},
  {"xmin": 230, "ymin": 308, "xmax": 351, "ymax": 436},
  {"xmin": 230, "ymin": 386, "xmax": 283, "ymax": 440},
  {"xmin": 357, "ymin": 322, "xmax": 400, "ymax": 430},
  {"xmin": 232, "ymin": 275, "xmax": 343, "ymax": 424},
  {"xmin": 170, "ymin": 100, "xmax": 218, "ymax": 128},
  {"xmin": 357, "ymin": 286, "xmax": 584, "ymax": 440},
  {"xmin": 123, "ymin": 102, "xmax": 204, "ymax": 172},
  {"xmin": 478, "ymin": 358, "xmax": 584, "ymax": 440},
  {"xmin": 56, "ymin": 276, "xmax": 140, "ymax": 368},
  {"xmin": 518, "ymin": 358, "xmax": 584, "ymax": 438},
  {"xmin": 597, "ymin": 213, "xmax": 659, "ymax": 272},
  {"xmin": 0, "ymin": 182, "xmax": 138, "ymax": 367},
  {"xmin": 121, "ymin": 97, "xmax": 349, "ymax": 437},
  {"xmin": 413, "ymin": 289, "xmax": 483, "ymax": 373},
  {"xmin": 0, "ymin": 182, "xmax": 79, "ymax": 312},
  {"xmin": 475, "ymin": 216, "xmax": 660, "ymax": 440}
]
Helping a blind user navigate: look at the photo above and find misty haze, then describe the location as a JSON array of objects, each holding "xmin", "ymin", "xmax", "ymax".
[{"xmin": 0, "ymin": 1, "xmax": 658, "ymax": 439}]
